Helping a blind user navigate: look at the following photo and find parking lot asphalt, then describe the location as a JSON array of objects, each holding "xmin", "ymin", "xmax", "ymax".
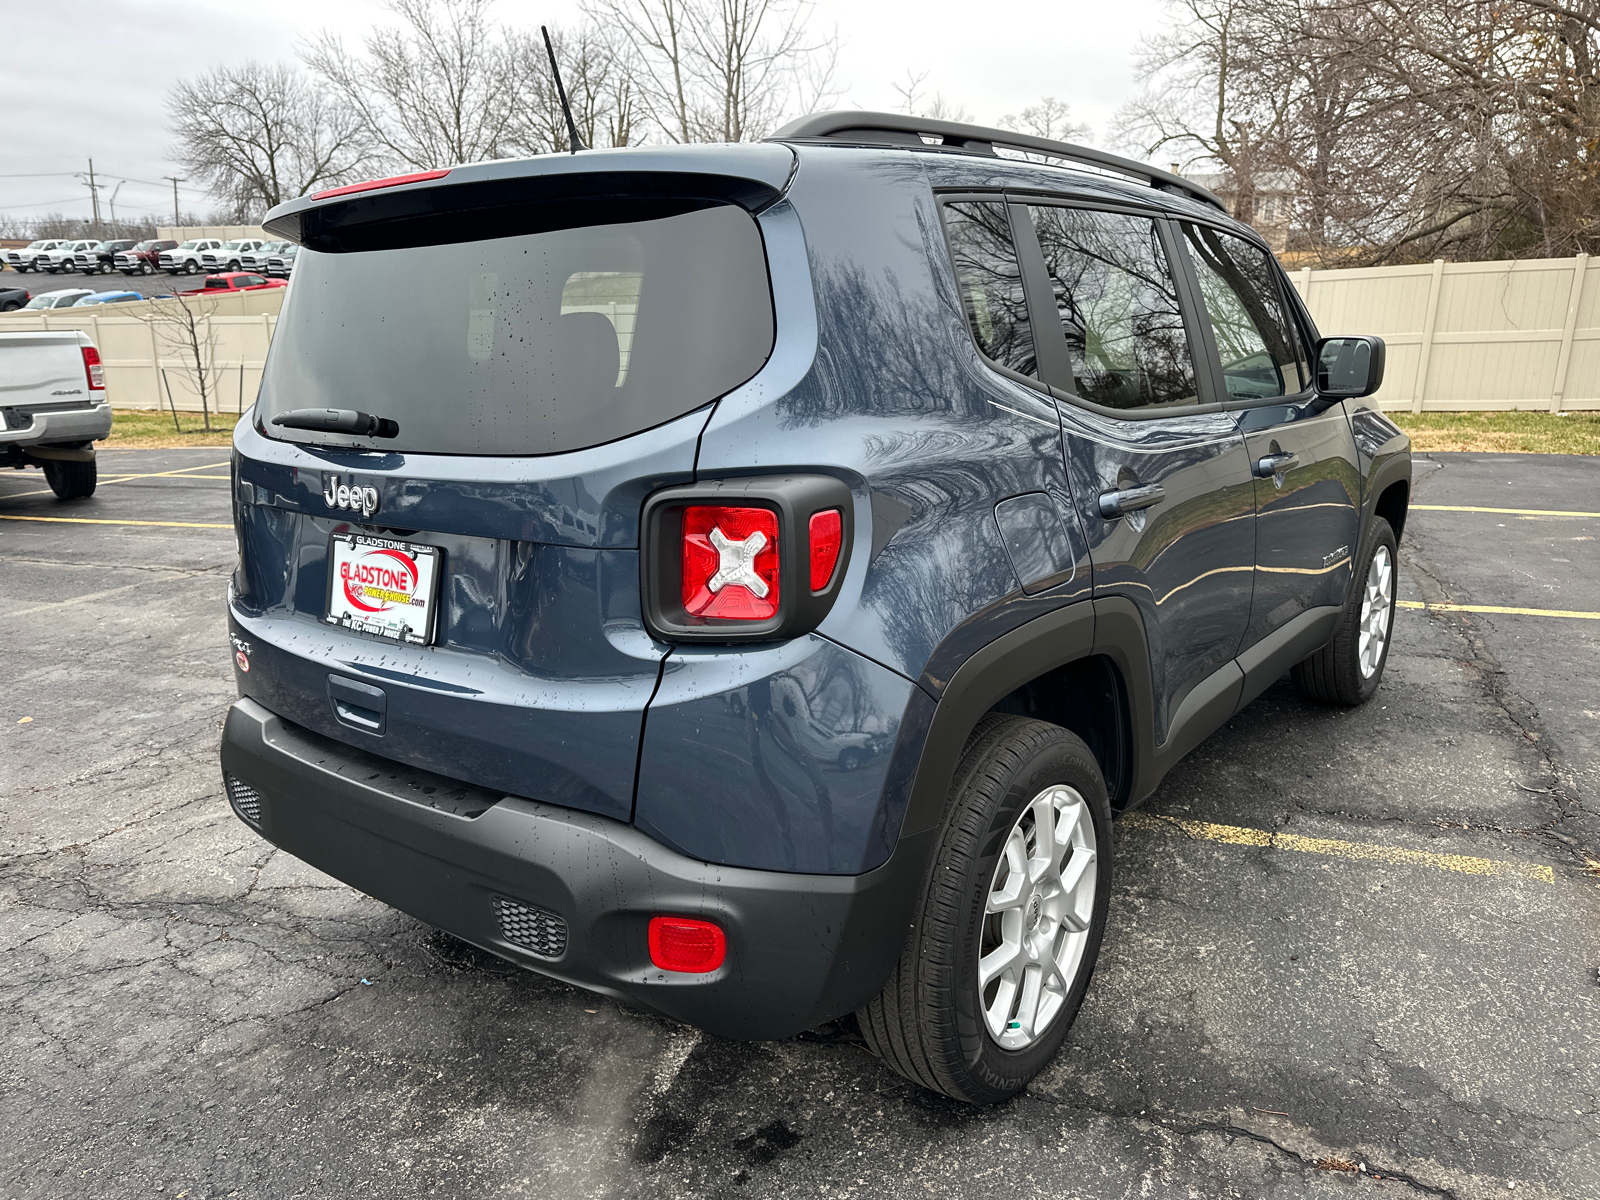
[{"xmin": 2, "ymin": 448, "xmax": 1597, "ymax": 1199}]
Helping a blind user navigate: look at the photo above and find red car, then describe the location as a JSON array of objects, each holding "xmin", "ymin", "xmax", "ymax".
[{"xmin": 189, "ymin": 273, "xmax": 288, "ymax": 295}]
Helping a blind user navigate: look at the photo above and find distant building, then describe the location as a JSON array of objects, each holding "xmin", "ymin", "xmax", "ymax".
[{"xmin": 1176, "ymin": 169, "xmax": 1297, "ymax": 253}]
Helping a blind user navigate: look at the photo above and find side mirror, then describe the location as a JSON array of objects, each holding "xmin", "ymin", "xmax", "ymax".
[{"xmin": 1315, "ymin": 336, "xmax": 1386, "ymax": 399}]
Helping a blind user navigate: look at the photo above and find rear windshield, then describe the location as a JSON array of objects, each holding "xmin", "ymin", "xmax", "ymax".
[{"xmin": 257, "ymin": 203, "xmax": 774, "ymax": 456}]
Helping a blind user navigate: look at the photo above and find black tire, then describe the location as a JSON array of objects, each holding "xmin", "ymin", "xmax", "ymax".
[
  {"xmin": 2, "ymin": 302, "xmax": 19, "ymax": 312},
  {"xmin": 1292, "ymin": 517, "xmax": 1398, "ymax": 705},
  {"xmin": 183, "ymin": 261, "xmax": 197, "ymax": 275},
  {"xmin": 227, "ymin": 260, "xmax": 241, "ymax": 272},
  {"xmin": 140, "ymin": 261, "xmax": 153, "ymax": 275},
  {"xmin": 43, "ymin": 458, "xmax": 97, "ymax": 501},
  {"xmin": 858, "ymin": 714, "xmax": 1113, "ymax": 1104}
]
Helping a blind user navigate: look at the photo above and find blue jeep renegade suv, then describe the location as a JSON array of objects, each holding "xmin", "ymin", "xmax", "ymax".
[{"xmin": 221, "ymin": 112, "xmax": 1410, "ymax": 1103}]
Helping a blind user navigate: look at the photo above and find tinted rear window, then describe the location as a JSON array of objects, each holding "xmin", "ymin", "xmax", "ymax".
[{"xmin": 258, "ymin": 203, "xmax": 774, "ymax": 456}]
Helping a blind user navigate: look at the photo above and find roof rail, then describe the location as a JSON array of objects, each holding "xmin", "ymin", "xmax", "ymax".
[{"xmin": 769, "ymin": 110, "xmax": 1228, "ymax": 215}]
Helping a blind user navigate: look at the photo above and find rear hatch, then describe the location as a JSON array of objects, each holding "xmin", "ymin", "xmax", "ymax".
[{"xmin": 231, "ymin": 147, "xmax": 792, "ymax": 822}]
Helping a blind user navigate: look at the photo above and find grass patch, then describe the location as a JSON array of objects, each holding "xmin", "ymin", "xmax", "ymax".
[
  {"xmin": 108, "ymin": 408, "xmax": 240, "ymax": 448},
  {"xmin": 1389, "ymin": 410, "xmax": 1600, "ymax": 455}
]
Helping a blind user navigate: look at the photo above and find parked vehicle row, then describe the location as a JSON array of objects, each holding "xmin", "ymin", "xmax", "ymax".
[
  {"xmin": 0, "ymin": 277, "xmax": 283, "ymax": 315},
  {"xmin": 7, "ymin": 238, "xmax": 299, "ymax": 279},
  {"xmin": 15, "ymin": 288, "xmax": 145, "ymax": 309}
]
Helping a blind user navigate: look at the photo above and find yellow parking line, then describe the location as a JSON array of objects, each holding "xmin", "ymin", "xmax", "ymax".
[
  {"xmin": 1413, "ymin": 504, "xmax": 1600, "ymax": 518},
  {"xmin": 0, "ymin": 515, "xmax": 230, "ymax": 529},
  {"xmin": 1124, "ymin": 814, "xmax": 1555, "ymax": 883},
  {"xmin": 0, "ymin": 462, "xmax": 231, "ymax": 499},
  {"xmin": 1397, "ymin": 599, "xmax": 1600, "ymax": 620}
]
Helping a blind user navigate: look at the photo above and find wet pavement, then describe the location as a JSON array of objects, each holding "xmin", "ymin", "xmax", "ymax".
[{"xmin": 2, "ymin": 448, "xmax": 1596, "ymax": 1199}]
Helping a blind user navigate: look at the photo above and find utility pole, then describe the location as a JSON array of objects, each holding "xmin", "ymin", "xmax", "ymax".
[
  {"xmin": 163, "ymin": 176, "xmax": 186, "ymax": 230},
  {"xmin": 82, "ymin": 158, "xmax": 103, "ymax": 236}
]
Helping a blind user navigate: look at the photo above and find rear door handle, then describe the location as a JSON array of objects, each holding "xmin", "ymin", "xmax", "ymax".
[
  {"xmin": 1098, "ymin": 483, "xmax": 1166, "ymax": 518},
  {"xmin": 1254, "ymin": 452, "xmax": 1300, "ymax": 478}
]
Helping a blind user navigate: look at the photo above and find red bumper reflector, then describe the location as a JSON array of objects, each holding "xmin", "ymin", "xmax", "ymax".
[
  {"xmin": 808, "ymin": 508, "xmax": 843, "ymax": 590},
  {"xmin": 648, "ymin": 916, "xmax": 727, "ymax": 973},
  {"xmin": 311, "ymin": 169, "xmax": 451, "ymax": 200},
  {"xmin": 681, "ymin": 505, "xmax": 780, "ymax": 620}
]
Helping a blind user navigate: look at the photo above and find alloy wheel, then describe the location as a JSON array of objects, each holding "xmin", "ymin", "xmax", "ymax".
[
  {"xmin": 1358, "ymin": 543, "xmax": 1394, "ymax": 679},
  {"xmin": 978, "ymin": 784, "xmax": 1098, "ymax": 1050}
]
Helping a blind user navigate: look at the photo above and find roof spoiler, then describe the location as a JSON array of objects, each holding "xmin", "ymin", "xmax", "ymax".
[
  {"xmin": 770, "ymin": 110, "xmax": 1228, "ymax": 214},
  {"xmin": 263, "ymin": 168, "xmax": 790, "ymax": 253}
]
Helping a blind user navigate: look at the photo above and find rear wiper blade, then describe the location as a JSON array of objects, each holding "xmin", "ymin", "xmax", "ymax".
[{"xmin": 270, "ymin": 408, "xmax": 399, "ymax": 439}]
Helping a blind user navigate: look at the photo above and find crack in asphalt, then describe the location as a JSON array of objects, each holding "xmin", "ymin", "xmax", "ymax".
[
  {"xmin": 1399, "ymin": 530, "xmax": 1594, "ymax": 863},
  {"xmin": 1024, "ymin": 1090, "xmax": 1464, "ymax": 1199}
]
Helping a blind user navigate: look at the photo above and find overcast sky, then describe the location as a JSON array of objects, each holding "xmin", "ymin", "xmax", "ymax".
[{"xmin": 0, "ymin": 0, "xmax": 1168, "ymax": 222}]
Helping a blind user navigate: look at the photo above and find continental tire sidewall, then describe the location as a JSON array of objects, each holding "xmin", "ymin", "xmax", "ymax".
[{"xmin": 947, "ymin": 722, "xmax": 1112, "ymax": 1101}]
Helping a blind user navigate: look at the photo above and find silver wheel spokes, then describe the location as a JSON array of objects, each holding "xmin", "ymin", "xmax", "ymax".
[
  {"xmin": 1357, "ymin": 543, "xmax": 1394, "ymax": 679},
  {"xmin": 979, "ymin": 784, "xmax": 1098, "ymax": 1051}
]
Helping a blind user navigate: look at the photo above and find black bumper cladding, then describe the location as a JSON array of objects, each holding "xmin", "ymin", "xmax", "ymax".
[{"xmin": 218, "ymin": 698, "xmax": 930, "ymax": 1040}]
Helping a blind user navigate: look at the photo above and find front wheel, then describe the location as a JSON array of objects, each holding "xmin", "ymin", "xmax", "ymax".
[
  {"xmin": 858, "ymin": 714, "xmax": 1112, "ymax": 1104},
  {"xmin": 44, "ymin": 458, "xmax": 97, "ymax": 500},
  {"xmin": 183, "ymin": 261, "xmax": 197, "ymax": 275},
  {"xmin": 1292, "ymin": 518, "xmax": 1398, "ymax": 705},
  {"xmin": 140, "ymin": 261, "xmax": 153, "ymax": 275}
]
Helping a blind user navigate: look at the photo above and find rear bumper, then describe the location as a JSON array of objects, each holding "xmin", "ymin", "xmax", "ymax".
[
  {"xmin": 0, "ymin": 402, "xmax": 112, "ymax": 446},
  {"xmin": 219, "ymin": 696, "xmax": 930, "ymax": 1040}
]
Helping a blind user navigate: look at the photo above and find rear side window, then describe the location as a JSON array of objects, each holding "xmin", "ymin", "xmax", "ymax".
[
  {"xmin": 259, "ymin": 203, "xmax": 774, "ymax": 456},
  {"xmin": 1180, "ymin": 224, "xmax": 1308, "ymax": 401},
  {"xmin": 1027, "ymin": 205, "xmax": 1199, "ymax": 411},
  {"xmin": 941, "ymin": 200, "xmax": 1037, "ymax": 379}
]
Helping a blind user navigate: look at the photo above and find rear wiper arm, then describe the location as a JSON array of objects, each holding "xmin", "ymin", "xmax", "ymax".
[{"xmin": 270, "ymin": 408, "xmax": 399, "ymax": 439}]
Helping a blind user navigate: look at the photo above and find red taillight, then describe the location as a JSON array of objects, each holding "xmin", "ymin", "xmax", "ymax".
[
  {"xmin": 81, "ymin": 345, "xmax": 104, "ymax": 391},
  {"xmin": 311, "ymin": 169, "xmax": 451, "ymax": 200},
  {"xmin": 648, "ymin": 916, "xmax": 727, "ymax": 973},
  {"xmin": 681, "ymin": 505, "xmax": 780, "ymax": 620},
  {"xmin": 808, "ymin": 508, "xmax": 843, "ymax": 591}
]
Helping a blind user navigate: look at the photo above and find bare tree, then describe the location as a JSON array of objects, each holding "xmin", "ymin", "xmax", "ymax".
[
  {"xmin": 999, "ymin": 97, "xmax": 1089, "ymax": 141},
  {"xmin": 510, "ymin": 23, "xmax": 640, "ymax": 153},
  {"xmin": 138, "ymin": 296, "xmax": 222, "ymax": 432},
  {"xmin": 1119, "ymin": 0, "xmax": 1600, "ymax": 263},
  {"xmin": 302, "ymin": 0, "xmax": 523, "ymax": 169},
  {"xmin": 891, "ymin": 70, "xmax": 974, "ymax": 123},
  {"xmin": 585, "ymin": 0, "xmax": 838, "ymax": 142},
  {"xmin": 168, "ymin": 62, "xmax": 374, "ymax": 213}
]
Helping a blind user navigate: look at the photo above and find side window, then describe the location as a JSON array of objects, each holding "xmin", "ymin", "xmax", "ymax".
[
  {"xmin": 1027, "ymin": 205, "xmax": 1199, "ymax": 410},
  {"xmin": 1180, "ymin": 224, "xmax": 1309, "ymax": 401},
  {"xmin": 941, "ymin": 200, "xmax": 1038, "ymax": 379}
]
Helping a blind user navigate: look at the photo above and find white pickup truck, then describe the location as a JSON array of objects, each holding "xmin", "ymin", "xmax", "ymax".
[
  {"xmin": 0, "ymin": 330, "xmax": 112, "ymax": 499},
  {"xmin": 159, "ymin": 239, "xmax": 223, "ymax": 275}
]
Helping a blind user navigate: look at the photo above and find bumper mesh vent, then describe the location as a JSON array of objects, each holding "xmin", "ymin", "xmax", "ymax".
[
  {"xmin": 225, "ymin": 774, "xmax": 263, "ymax": 823},
  {"xmin": 494, "ymin": 896, "xmax": 567, "ymax": 960}
]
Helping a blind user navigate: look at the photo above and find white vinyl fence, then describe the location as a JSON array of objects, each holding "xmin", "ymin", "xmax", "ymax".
[
  {"xmin": 0, "ymin": 289, "xmax": 282, "ymax": 413},
  {"xmin": 1291, "ymin": 254, "xmax": 1598, "ymax": 411},
  {"xmin": 4, "ymin": 254, "xmax": 1595, "ymax": 414}
]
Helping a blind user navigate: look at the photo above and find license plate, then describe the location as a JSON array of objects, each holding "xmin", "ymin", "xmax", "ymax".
[{"xmin": 325, "ymin": 533, "xmax": 442, "ymax": 645}]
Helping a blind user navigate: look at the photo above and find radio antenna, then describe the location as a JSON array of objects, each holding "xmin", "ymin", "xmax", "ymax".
[{"xmin": 542, "ymin": 25, "xmax": 585, "ymax": 154}]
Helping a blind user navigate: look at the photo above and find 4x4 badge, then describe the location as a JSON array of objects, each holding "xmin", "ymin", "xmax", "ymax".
[{"xmin": 324, "ymin": 475, "xmax": 380, "ymax": 518}]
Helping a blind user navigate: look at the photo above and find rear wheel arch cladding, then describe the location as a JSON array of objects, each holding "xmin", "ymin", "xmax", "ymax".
[{"xmin": 898, "ymin": 601, "xmax": 1113, "ymax": 840}]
